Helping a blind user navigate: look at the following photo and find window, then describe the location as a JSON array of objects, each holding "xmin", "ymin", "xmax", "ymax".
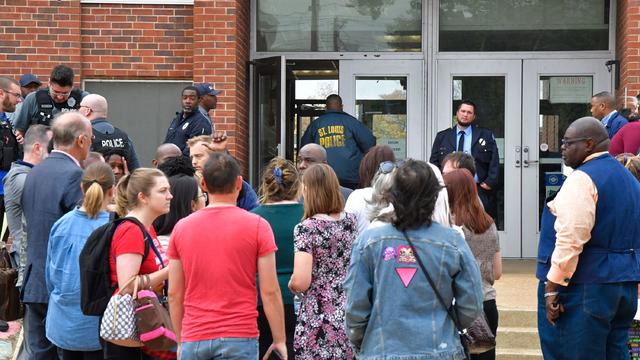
[
  {"xmin": 439, "ymin": 0, "xmax": 610, "ymax": 51},
  {"xmin": 257, "ymin": 0, "xmax": 422, "ymax": 52}
]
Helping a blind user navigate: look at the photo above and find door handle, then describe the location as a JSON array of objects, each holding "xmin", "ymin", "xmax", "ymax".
[
  {"xmin": 522, "ymin": 146, "xmax": 538, "ymax": 167},
  {"xmin": 515, "ymin": 146, "xmax": 521, "ymax": 168}
]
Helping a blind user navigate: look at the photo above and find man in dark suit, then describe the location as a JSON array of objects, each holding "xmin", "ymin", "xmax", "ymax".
[
  {"xmin": 430, "ymin": 99, "xmax": 500, "ymax": 219},
  {"xmin": 21, "ymin": 112, "xmax": 91, "ymax": 358},
  {"xmin": 591, "ymin": 91, "xmax": 628, "ymax": 139}
]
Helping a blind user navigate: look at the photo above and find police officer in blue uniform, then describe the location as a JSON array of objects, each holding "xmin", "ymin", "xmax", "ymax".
[{"xmin": 164, "ymin": 85, "xmax": 212, "ymax": 156}]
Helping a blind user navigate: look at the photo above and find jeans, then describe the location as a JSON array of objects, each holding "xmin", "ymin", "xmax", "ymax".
[
  {"xmin": 181, "ymin": 338, "xmax": 258, "ymax": 360},
  {"xmin": 537, "ymin": 281, "xmax": 637, "ymax": 360}
]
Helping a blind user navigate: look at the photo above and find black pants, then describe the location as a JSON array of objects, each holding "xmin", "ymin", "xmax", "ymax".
[
  {"xmin": 477, "ymin": 186, "xmax": 498, "ymax": 222},
  {"xmin": 257, "ymin": 304, "xmax": 296, "ymax": 359},
  {"xmin": 57, "ymin": 348, "xmax": 103, "ymax": 360},
  {"xmin": 102, "ymin": 342, "xmax": 152, "ymax": 360},
  {"xmin": 471, "ymin": 299, "xmax": 499, "ymax": 360}
]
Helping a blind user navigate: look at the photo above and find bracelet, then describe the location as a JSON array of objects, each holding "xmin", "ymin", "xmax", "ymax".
[{"xmin": 544, "ymin": 291, "xmax": 559, "ymax": 298}]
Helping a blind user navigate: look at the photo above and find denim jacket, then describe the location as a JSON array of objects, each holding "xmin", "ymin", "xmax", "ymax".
[{"xmin": 344, "ymin": 222, "xmax": 483, "ymax": 360}]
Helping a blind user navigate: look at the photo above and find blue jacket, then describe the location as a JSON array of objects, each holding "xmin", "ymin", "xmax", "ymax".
[
  {"xmin": 46, "ymin": 209, "xmax": 108, "ymax": 351},
  {"xmin": 344, "ymin": 222, "xmax": 483, "ymax": 359},
  {"xmin": 164, "ymin": 110, "xmax": 212, "ymax": 155},
  {"xmin": 238, "ymin": 180, "xmax": 258, "ymax": 211},
  {"xmin": 430, "ymin": 125, "xmax": 500, "ymax": 189},
  {"xmin": 21, "ymin": 152, "xmax": 83, "ymax": 303},
  {"xmin": 604, "ymin": 111, "xmax": 628, "ymax": 139},
  {"xmin": 301, "ymin": 110, "xmax": 376, "ymax": 184},
  {"xmin": 536, "ymin": 153, "xmax": 640, "ymax": 283}
]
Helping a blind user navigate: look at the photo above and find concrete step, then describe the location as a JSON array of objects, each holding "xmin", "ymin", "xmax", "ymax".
[
  {"xmin": 496, "ymin": 348, "xmax": 543, "ymax": 360},
  {"xmin": 497, "ymin": 326, "xmax": 540, "ymax": 351},
  {"xmin": 499, "ymin": 308, "xmax": 537, "ymax": 328}
]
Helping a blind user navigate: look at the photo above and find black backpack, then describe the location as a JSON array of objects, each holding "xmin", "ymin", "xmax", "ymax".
[{"xmin": 79, "ymin": 217, "xmax": 151, "ymax": 316}]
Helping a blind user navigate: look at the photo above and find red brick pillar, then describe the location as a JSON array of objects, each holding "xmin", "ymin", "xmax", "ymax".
[
  {"xmin": 0, "ymin": 0, "xmax": 82, "ymax": 82},
  {"xmin": 193, "ymin": 0, "xmax": 250, "ymax": 173},
  {"xmin": 617, "ymin": 0, "xmax": 640, "ymax": 104}
]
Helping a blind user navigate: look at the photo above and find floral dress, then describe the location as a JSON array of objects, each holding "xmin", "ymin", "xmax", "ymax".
[{"xmin": 293, "ymin": 213, "xmax": 357, "ymax": 360}]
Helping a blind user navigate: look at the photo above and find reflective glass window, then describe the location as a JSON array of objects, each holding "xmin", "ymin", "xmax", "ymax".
[
  {"xmin": 439, "ymin": 0, "xmax": 609, "ymax": 51},
  {"xmin": 257, "ymin": 0, "xmax": 422, "ymax": 52}
]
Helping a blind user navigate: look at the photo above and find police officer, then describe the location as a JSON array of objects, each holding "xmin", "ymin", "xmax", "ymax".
[
  {"xmin": 14, "ymin": 65, "xmax": 88, "ymax": 138},
  {"xmin": 79, "ymin": 94, "xmax": 140, "ymax": 171},
  {"xmin": 164, "ymin": 85, "xmax": 212, "ymax": 155}
]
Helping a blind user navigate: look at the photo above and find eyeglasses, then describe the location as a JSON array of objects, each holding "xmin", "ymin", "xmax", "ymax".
[
  {"xmin": 2, "ymin": 89, "xmax": 21, "ymax": 98},
  {"xmin": 378, "ymin": 160, "xmax": 405, "ymax": 174},
  {"xmin": 79, "ymin": 105, "xmax": 93, "ymax": 112},
  {"xmin": 82, "ymin": 133, "xmax": 95, "ymax": 141},
  {"xmin": 199, "ymin": 192, "xmax": 208, "ymax": 202},
  {"xmin": 560, "ymin": 137, "xmax": 590, "ymax": 146}
]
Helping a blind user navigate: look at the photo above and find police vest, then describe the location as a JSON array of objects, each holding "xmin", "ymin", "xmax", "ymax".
[
  {"xmin": 35, "ymin": 88, "xmax": 83, "ymax": 126},
  {"xmin": 91, "ymin": 126, "xmax": 132, "ymax": 160},
  {"xmin": 0, "ymin": 119, "xmax": 20, "ymax": 171}
]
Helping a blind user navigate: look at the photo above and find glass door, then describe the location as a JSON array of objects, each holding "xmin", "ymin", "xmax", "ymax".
[
  {"xmin": 339, "ymin": 60, "xmax": 424, "ymax": 160},
  {"xmin": 521, "ymin": 59, "xmax": 612, "ymax": 257},
  {"xmin": 250, "ymin": 56, "xmax": 286, "ymax": 184},
  {"xmin": 435, "ymin": 60, "xmax": 522, "ymax": 258}
]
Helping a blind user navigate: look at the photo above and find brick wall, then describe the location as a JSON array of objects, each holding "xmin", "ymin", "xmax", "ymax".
[
  {"xmin": 617, "ymin": 0, "xmax": 640, "ymax": 104},
  {"xmin": 80, "ymin": 4, "xmax": 193, "ymax": 79},
  {"xmin": 193, "ymin": 0, "xmax": 250, "ymax": 171},
  {"xmin": 0, "ymin": 0, "xmax": 250, "ymax": 169},
  {"xmin": 0, "ymin": 0, "xmax": 82, "ymax": 81}
]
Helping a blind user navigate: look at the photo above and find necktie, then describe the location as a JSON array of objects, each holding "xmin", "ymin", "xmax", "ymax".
[{"xmin": 457, "ymin": 131, "xmax": 465, "ymax": 152}]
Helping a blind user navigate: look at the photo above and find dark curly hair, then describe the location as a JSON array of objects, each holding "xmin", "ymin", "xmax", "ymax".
[
  {"xmin": 157, "ymin": 155, "xmax": 195, "ymax": 178},
  {"xmin": 390, "ymin": 159, "xmax": 443, "ymax": 231}
]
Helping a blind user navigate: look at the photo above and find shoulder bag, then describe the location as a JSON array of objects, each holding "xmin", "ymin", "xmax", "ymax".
[{"xmin": 402, "ymin": 231, "xmax": 496, "ymax": 358}]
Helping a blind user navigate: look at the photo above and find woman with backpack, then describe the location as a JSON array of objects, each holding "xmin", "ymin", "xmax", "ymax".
[
  {"xmin": 106, "ymin": 168, "xmax": 173, "ymax": 359},
  {"xmin": 45, "ymin": 162, "xmax": 115, "ymax": 359}
]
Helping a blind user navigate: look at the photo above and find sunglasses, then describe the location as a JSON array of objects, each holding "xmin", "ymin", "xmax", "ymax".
[{"xmin": 378, "ymin": 160, "xmax": 405, "ymax": 174}]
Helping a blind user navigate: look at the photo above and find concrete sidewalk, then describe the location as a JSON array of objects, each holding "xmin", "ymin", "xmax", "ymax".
[{"xmin": 495, "ymin": 259, "xmax": 538, "ymax": 310}]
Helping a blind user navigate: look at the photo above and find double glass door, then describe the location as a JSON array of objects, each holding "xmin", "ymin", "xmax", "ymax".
[
  {"xmin": 251, "ymin": 58, "xmax": 423, "ymax": 182},
  {"xmin": 436, "ymin": 59, "xmax": 611, "ymax": 258}
]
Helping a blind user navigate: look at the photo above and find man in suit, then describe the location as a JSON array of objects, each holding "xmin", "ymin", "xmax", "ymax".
[
  {"xmin": 21, "ymin": 112, "xmax": 91, "ymax": 358},
  {"xmin": 430, "ymin": 99, "xmax": 500, "ymax": 219},
  {"xmin": 591, "ymin": 91, "xmax": 628, "ymax": 139}
]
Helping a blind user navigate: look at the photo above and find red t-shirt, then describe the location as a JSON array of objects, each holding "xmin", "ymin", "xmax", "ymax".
[
  {"xmin": 168, "ymin": 206, "xmax": 277, "ymax": 342},
  {"xmin": 109, "ymin": 221, "xmax": 162, "ymax": 289}
]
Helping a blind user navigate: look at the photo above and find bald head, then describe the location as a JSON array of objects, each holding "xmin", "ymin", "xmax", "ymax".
[
  {"xmin": 297, "ymin": 143, "xmax": 327, "ymax": 174},
  {"xmin": 568, "ymin": 117, "xmax": 609, "ymax": 143},
  {"xmin": 79, "ymin": 94, "xmax": 108, "ymax": 119},
  {"xmin": 562, "ymin": 117, "xmax": 610, "ymax": 168},
  {"xmin": 52, "ymin": 112, "xmax": 91, "ymax": 148},
  {"xmin": 153, "ymin": 143, "xmax": 182, "ymax": 167}
]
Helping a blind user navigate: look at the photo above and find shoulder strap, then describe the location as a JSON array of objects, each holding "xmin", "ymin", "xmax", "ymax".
[
  {"xmin": 401, "ymin": 231, "xmax": 465, "ymax": 333},
  {"xmin": 119, "ymin": 217, "xmax": 163, "ymax": 268}
]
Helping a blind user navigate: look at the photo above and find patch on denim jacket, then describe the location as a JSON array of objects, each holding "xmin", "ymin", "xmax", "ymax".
[
  {"xmin": 382, "ymin": 246, "xmax": 396, "ymax": 261},
  {"xmin": 396, "ymin": 267, "xmax": 417, "ymax": 287},
  {"xmin": 397, "ymin": 246, "xmax": 416, "ymax": 264}
]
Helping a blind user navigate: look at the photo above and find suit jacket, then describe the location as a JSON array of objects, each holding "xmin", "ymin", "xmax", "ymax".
[
  {"xmin": 604, "ymin": 111, "xmax": 628, "ymax": 139},
  {"xmin": 21, "ymin": 151, "xmax": 83, "ymax": 303},
  {"xmin": 429, "ymin": 125, "xmax": 500, "ymax": 189}
]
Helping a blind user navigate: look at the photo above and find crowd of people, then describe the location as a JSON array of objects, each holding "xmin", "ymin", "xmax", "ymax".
[{"xmin": 1, "ymin": 63, "xmax": 640, "ymax": 360}]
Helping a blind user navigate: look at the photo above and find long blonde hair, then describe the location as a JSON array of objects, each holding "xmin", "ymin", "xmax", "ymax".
[
  {"xmin": 115, "ymin": 168, "xmax": 166, "ymax": 217},
  {"xmin": 81, "ymin": 162, "xmax": 115, "ymax": 219}
]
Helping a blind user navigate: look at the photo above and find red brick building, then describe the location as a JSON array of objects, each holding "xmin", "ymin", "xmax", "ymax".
[{"xmin": 0, "ymin": 0, "xmax": 637, "ymax": 258}]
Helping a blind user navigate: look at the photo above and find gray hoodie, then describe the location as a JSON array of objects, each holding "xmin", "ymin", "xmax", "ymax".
[{"xmin": 3, "ymin": 160, "xmax": 33, "ymax": 286}]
